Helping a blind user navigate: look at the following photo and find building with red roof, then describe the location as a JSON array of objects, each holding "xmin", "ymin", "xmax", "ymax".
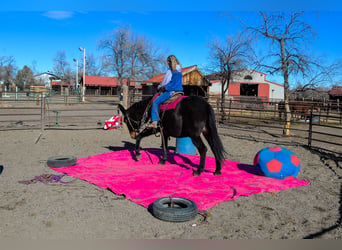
[
  {"xmin": 206, "ymin": 69, "xmax": 284, "ymax": 102},
  {"xmin": 79, "ymin": 76, "xmax": 140, "ymax": 96},
  {"xmin": 50, "ymin": 80, "xmax": 73, "ymax": 94},
  {"xmin": 141, "ymin": 65, "xmax": 211, "ymax": 97},
  {"xmin": 328, "ymin": 85, "xmax": 342, "ymax": 101}
]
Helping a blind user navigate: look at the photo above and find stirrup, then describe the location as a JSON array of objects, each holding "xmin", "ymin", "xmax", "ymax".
[{"xmin": 146, "ymin": 121, "xmax": 158, "ymax": 129}]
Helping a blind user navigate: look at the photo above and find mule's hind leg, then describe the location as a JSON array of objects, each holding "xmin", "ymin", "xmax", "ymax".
[
  {"xmin": 191, "ymin": 136, "xmax": 207, "ymax": 176},
  {"xmin": 202, "ymin": 135, "xmax": 222, "ymax": 176}
]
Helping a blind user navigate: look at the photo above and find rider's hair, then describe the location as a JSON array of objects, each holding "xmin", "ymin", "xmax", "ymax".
[{"xmin": 167, "ymin": 55, "xmax": 180, "ymax": 71}]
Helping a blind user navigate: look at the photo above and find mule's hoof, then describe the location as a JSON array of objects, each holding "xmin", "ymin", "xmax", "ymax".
[
  {"xmin": 193, "ymin": 170, "xmax": 202, "ymax": 176},
  {"xmin": 214, "ymin": 171, "xmax": 222, "ymax": 176},
  {"xmin": 135, "ymin": 154, "xmax": 141, "ymax": 161},
  {"xmin": 158, "ymin": 159, "xmax": 165, "ymax": 165}
]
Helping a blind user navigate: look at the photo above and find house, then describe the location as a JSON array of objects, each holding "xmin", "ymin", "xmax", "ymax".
[
  {"xmin": 206, "ymin": 69, "xmax": 284, "ymax": 102},
  {"xmin": 80, "ymin": 76, "xmax": 140, "ymax": 96},
  {"xmin": 328, "ymin": 85, "xmax": 342, "ymax": 101},
  {"xmin": 141, "ymin": 65, "xmax": 211, "ymax": 97},
  {"xmin": 34, "ymin": 72, "xmax": 60, "ymax": 89},
  {"xmin": 51, "ymin": 80, "xmax": 73, "ymax": 93}
]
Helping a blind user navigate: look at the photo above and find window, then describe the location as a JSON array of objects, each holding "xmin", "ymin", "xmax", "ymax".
[{"xmin": 244, "ymin": 75, "xmax": 253, "ymax": 80}]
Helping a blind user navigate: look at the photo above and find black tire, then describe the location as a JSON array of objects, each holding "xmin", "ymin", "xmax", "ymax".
[
  {"xmin": 47, "ymin": 155, "xmax": 77, "ymax": 168},
  {"xmin": 152, "ymin": 197, "xmax": 198, "ymax": 222}
]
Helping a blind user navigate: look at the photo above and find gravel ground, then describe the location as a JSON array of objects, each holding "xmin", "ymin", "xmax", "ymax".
[{"xmin": 0, "ymin": 120, "xmax": 341, "ymax": 239}]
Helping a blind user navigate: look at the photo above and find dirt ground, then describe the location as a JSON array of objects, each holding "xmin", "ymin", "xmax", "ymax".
[{"xmin": 0, "ymin": 123, "xmax": 341, "ymax": 239}]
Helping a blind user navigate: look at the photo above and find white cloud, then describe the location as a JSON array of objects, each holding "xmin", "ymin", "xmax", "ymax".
[{"xmin": 42, "ymin": 11, "xmax": 74, "ymax": 20}]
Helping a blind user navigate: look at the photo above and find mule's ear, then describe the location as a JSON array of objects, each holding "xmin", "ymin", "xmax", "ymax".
[{"xmin": 118, "ymin": 104, "xmax": 126, "ymax": 116}]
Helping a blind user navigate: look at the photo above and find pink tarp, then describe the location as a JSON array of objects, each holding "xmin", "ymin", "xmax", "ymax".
[{"xmin": 50, "ymin": 149, "xmax": 310, "ymax": 210}]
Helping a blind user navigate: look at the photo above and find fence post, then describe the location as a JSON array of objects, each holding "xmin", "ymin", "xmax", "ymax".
[
  {"xmin": 122, "ymin": 85, "xmax": 129, "ymax": 109},
  {"xmin": 307, "ymin": 106, "xmax": 313, "ymax": 148},
  {"xmin": 216, "ymin": 98, "xmax": 220, "ymax": 122},
  {"xmin": 36, "ymin": 92, "xmax": 40, "ymax": 105},
  {"xmin": 15, "ymin": 86, "xmax": 18, "ymax": 102},
  {"xmin": 40, "ymin": 96, "xmax": 45, "ymax": 133},
  {"xmin": 338, "ymin": 99, "xmax": 341, "ymax": 125},
  {"xmin": 64, "ymin": 87, "xmax": 69, "ymax": 105},
  {"xmin": 228, "ymin": 99, "xmax": 232, "ymax": 121}
]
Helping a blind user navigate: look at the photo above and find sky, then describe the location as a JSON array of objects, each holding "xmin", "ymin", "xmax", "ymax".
[{"xmin": 1, "ymin": 0, "xmax": 342, "ymax": 85}]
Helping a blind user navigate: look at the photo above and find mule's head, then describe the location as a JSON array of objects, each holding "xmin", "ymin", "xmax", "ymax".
[{"xmin": 118, "ymin": 104, "xmax": 142, "ymax": 139}]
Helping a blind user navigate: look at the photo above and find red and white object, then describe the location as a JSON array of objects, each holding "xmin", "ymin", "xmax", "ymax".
[{"xmin": 103, "ymin": 115, "xmax": 122, "ymax": 130}]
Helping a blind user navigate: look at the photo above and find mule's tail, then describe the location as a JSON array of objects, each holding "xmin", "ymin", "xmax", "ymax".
[{"xmin": 204, "ymin": 104, "xmax": 227, "ymax": 165}]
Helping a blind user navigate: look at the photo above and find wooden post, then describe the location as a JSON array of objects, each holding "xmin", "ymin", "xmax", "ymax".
[
  {"xmin": 228, "ymin": 99, "xmax": 232, "ymax": 121},
  {"xmin": 283, "ymin": 101, "xmax": 291, "ymax": 136},
  {"xmin": 308, "ymin": 106, "xmax": 313, "ymax": 148},
  {"xmin": 64, "ymin": 87, "xmax": 69, "ymax": 105},
  {"xmin": 122, "ymin": 85, "xmax": 129, "ymax": 109},
  {"xmin": 41, "ymin": 96, "xmax": 45, "ymax": 133},
  {"xmin": 35, "ymin": 92, "xmax": 39, "ymax": 105},
  {"xmin": 338, "ymin": 99, "xmax": 341, "ymax": 125},
  {"xmin": 35, "ymin": 96, "xmax": 46, "ymax": 144},
  {"xmin": 216, "ymin": 98, "xmax": 221, "ymax": 123}
]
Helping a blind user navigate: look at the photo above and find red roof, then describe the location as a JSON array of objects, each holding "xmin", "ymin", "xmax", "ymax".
[
  {"xmin": 51, "ymin": 80, "xmax": 72, "ymax": 86},
  {"xmin": 209, "ymin": 80, "xmax": 221, "ymax": 84},
  {"xmin": 329, "ymin": 85, "xmax": 342, "ymax": 96},
  {"xmin": 142, "ymin": 65, "xmax": 198, "ymax": 84},
  {"xmin": 84, "ymin": 76, "xmax": 138, "ymax": 88}
]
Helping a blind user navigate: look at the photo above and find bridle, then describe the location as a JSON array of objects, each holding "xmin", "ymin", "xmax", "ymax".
[
  {"xmin": 124, "ymin": 99, "xmax": 153, "ymax": 139},
  {"xmin": 126, "ymin": 114, "xmax": 141, "ymax": 138}
]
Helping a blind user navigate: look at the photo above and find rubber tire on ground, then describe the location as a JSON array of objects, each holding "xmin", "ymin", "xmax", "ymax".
[
  {"xmin": 152, "ymin": 197, "xmax": 198, "ymax": 222},
  {"xmin": 47, "ymin": 155, "xmax": 77, "ymax": 168}
]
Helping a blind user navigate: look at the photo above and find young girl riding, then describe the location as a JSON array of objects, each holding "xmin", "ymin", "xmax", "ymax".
[{"xmin": 146, "ymin": 55, "xmax": 183, "ymax": 129}]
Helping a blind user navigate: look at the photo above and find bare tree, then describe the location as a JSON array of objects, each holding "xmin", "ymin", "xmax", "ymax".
[
  {"xmin": 84, "ymin": 53, "xmax": 106, "ymax": 76},
  {"xmin": 98, "ymin": 25, "xmax": 165, "ymax": 93},
  {"xmin": 207, "ymin": 33, "xmax": 254, "ymax": 121},
  {"xmin": 15, "ymin": 65, "xmax": 35, "ymax": 90},
  {"xmin": 242, "ymin": 11, "xmax": 317, "ymax": 135},
  {"xmin": 298, "ymin": 60, "xmax": 342, "ymax": 91},
  {"xmin": 126, "ymin": 35, "xmax": 166, "ymax": 80},
  {"xmin": 292, "ymin": 59, "xmax": 342, "ymax": 100},
  {"xmin": 0, "ymin": 56, "xmax": 17, "ymax": 90},
  {"xmin": 30, "ymin": 60, "xmax": 38, "ymax": 75},
  {"xmin": 53, "ymin": 50, "xmax": 72, "ymax": 83}
]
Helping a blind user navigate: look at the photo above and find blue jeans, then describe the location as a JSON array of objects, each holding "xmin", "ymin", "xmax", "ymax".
[{"xmin": 151, "ymin": 91, "xmax": 173, "ymax": 122}]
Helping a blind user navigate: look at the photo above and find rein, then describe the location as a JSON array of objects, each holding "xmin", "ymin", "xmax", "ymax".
[
  {"xmin": 126, "ymin": 99, "xmax": 153, "ymax": 135},
  {"xmin": 126, "ymin": 115, "xmax": 141, "ymax": 133}
]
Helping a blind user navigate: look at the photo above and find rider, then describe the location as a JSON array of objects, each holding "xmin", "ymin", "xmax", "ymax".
[{"xmin": 146, "ymin": 55, "xmax": 183, "ymax": 129}]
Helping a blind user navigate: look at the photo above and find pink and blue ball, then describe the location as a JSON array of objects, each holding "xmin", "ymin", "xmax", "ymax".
[{"xmin": 253, "ymin": 146, "xmax": 300, "ymax": 180}]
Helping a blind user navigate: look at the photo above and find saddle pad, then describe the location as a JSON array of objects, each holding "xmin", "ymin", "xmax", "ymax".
[{"xmin": 152, "ymin": 93, "xmax": 186, "ymax": 111}]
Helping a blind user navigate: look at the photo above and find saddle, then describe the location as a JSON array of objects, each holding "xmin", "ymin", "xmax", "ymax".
[
  {"xmin": 152, "ymin": 92, "xmax": 185, "ymax": 111},
  {"xmin": 143, "ymin": 92, "xmax": 185, "ymax": 131}
]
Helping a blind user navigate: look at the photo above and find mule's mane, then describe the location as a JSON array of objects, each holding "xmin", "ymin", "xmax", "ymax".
[{"xmin": 129, "ymin": 96, "xmax": 153, "ymax": 114}]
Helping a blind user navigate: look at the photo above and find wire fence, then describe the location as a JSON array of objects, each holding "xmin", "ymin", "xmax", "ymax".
[
  {"xmin": 0, "ymin": 94, "xmax": 119, "ymax": 131},
  {"xmin": 1, "ymin": 92, "xmax": 341, "ymax": 156},
  {"xmin": 209, "ymin": 96, "xmax": 342, "ymax": 156}
]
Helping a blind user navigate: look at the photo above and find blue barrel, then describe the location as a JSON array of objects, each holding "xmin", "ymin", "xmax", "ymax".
[{"xmin": 176, "ymin": 137, "xmax": 197, "ymax": 155}]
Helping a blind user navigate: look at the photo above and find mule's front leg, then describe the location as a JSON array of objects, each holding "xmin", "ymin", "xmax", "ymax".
[
  {"xmin": 159, "ymin": 135, "xmax": 169, "ymax": 165},
  {"xmin": 134, "ymin": 128, "xmax": 155, "ymax": 161},
  {"xmin": 135, "ymin": 137, "xmax": 142, "ymax": 161}
]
